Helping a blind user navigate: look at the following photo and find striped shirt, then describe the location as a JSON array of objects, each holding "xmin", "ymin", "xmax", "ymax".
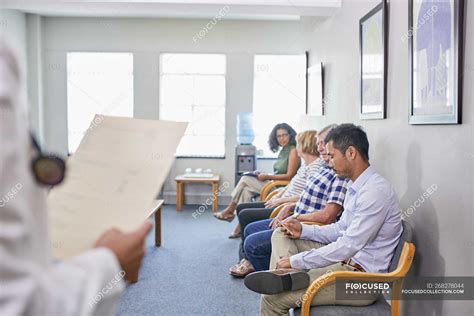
[
  {"xmin": 294, "ymin": 163, "xmax": 349, "ymax": 215},
  {"xmin": 282, "ymin": 158, "xmax": 325, "ymax": 198}
]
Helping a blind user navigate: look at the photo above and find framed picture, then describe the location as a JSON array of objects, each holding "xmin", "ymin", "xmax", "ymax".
[
  {"xmin": 359, "ymin": 1, "xmax": 387, "ymax": 120},
  {"xmin": 306, "ymin": 62, "xmax": 324, "ymax": 116},
  {"xmin": 409, "ymin": 0, "xmax": 464, "ymax": 124}
]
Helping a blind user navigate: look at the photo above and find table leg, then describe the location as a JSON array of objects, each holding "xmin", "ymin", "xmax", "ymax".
[
  {"xmin": 176, "ymin": 181, "xmax": 183, "ymax": 212},
  {"xmin": 211, "ymin": 182, "xmax": 218, "ymax": 213},
  {"xmin": 155, "ymin": 206, "xmax": 161, "ymax": 247}
]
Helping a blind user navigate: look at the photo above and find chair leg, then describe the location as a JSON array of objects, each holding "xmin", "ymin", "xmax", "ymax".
[{"xmin": 391, "ymin": 279, "xmax": 403, "ymax": 316}]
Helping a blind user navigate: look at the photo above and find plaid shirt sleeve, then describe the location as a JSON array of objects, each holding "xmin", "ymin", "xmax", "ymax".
[{"xmin": 326, "ymin": 177, "xmax": 349, "ymax": 206}]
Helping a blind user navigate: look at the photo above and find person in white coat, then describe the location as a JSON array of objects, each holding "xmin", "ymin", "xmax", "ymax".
[{"xmin": 0, "ymin": 41, "xmax": 152, "ymax": 315}]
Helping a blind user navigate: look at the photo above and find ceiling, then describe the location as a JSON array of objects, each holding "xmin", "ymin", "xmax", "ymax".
[{"xmin": 1, "ymin": 0, "xmax": 342, "ymax": 20}]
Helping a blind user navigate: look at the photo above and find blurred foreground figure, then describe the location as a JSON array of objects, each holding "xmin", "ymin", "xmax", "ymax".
[{"xmin": 0, "ymin": 41, "xmax": 152, "ymax": 316}]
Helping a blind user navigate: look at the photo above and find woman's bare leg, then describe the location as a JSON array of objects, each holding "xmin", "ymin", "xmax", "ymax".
[
  {"xmin": 220, "ymin": 201, "xmax": 237, "ymax": 217},
  {"xmin": 214, "ymin": 201, "xmax": 237, "ymax": 221},
  {"xmin": 229, "ymin": 223, "xmax": 241, "ymax": 238}
]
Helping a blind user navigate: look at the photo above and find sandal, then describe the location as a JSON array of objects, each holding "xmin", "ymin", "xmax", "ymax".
[
  {"xmin": 213, "ymin": 211, "xmax": 235, "ymax": 222},
  {"xmin": 230, "ymin": 259, "xmax": 255, "ymax": 278},
  {"xmin": 229, "ymin": 259, "xmax": 246, "ymax": 272}
]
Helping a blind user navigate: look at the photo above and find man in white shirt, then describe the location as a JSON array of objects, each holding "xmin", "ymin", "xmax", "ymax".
[
  {"xmin": 0, "ymin": 41, "xmax": 152, "ymax": 316},
  {"xmin": 244, "ymin": 124, "xmax": 402, "ymax": 315}
]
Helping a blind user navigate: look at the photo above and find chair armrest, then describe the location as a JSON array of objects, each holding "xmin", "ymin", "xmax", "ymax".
[
  {"xmin": 301, "ymin": 221, "xmax": 325, "ymax": 226},
  {"xmin": 260, "ymin": 180, "xmax": 290, "ymax": 201},
  {"xmin": 268, "ymin": 216, "xmax": 325, "ymax": 225},
  {"xmin": 300, "ymin": 271, "xmax": 403, "ymax": 316},
  {"xmin": 265, "ymin": 189, "xmax": 281, "ymax": 202},
  {"xmin": 269, "ymin": 204, "xmax": 285, "ymax": 218}
]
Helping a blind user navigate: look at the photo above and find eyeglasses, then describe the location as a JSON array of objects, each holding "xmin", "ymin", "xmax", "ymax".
[
  {"xmin": 276, "ymin": 133, "xmax": 289, "ymax": 138},
  {"xmin": 30, "ymin": 134, "xmax": 66, "ymax": 186}
]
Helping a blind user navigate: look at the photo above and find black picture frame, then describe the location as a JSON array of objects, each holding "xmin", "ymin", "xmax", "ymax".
[
  {"xmin": 359, "ymin": 1, "xmax": 388, "ymax": 120},
  {"xmin": 408, "ymin": 0, "xmax": 464, "ymax": 125}
]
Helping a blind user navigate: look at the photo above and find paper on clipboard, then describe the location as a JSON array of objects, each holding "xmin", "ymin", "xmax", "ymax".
[{"xmin": 47, "ymin": 115, "xmax": 187, "ymax": 259}]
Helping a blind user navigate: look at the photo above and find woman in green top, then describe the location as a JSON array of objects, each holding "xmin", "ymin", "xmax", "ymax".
[{"xmin": 214, "ymin": 123, "xmax": 300, "ymax": 237}]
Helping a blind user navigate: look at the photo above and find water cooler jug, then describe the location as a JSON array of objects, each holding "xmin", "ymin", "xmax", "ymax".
[{"xmin": 235, "ymin": 113, "xmax": 256, "ymax": 184}]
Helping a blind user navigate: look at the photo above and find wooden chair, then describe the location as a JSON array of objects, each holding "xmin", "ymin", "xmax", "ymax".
[
  {"xmin": 264, "ymin": 189, "xmax": 282, "ymax": 201},
  {"xmin": 290, "ymin": 221, "xmax": 415, "ymax": 316},
  {"xmin": 269, "ymin": 204, "xmax": 285, "ymax": 218},
  {"xmin": 259, "ymin": 180, "xmax": 290, "ymax": 201}
]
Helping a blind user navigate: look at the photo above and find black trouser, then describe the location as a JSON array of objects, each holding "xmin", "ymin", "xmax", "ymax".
[{"xmin": 236, "ymin": 202, "xmax": 274, "ymax": 261}]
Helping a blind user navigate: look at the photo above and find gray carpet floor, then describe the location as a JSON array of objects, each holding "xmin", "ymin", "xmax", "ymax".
[{"xmin": 116, "ymin": 204, "xmax": 261, "ymax": 316}]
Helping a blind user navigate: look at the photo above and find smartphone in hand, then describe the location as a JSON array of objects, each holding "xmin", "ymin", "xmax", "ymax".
[{"xmin": 276, "ymin": 218, "xmax": 294, "ymax": 236}]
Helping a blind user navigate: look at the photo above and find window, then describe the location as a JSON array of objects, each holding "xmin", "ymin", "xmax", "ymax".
[
  {"xmin": 253, "ymin": 54, "xmax": 307, "ymax": 157},
  {"xmin": 159, "ymin": 53, "xmax": 226, "ymax": 158},
  {"xmin": 67, "ymin": 52, "xmax": 134, "ymax": 153}
]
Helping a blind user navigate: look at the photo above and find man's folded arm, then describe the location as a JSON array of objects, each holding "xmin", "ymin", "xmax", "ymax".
[{"xmin": 299, "ymin": 217, "xmax": 345, "ymax": 244}]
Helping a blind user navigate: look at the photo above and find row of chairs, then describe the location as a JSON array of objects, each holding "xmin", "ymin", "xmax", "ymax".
[{"xmin": 256, "ymin": 181, "xmax": 416, "ymax": 316}]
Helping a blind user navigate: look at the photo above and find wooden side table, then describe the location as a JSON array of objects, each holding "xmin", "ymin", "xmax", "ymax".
[{"xmin": 175, "ymin": 175, "xmax": 220, "ymax": 212}]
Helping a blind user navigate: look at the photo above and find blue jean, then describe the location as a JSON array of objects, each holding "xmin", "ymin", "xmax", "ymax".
[{"xmin": 243, "ymin": 218, "xmax": 274, "ymax": 271}]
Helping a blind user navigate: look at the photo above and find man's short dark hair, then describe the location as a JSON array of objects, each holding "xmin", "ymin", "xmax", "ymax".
[{"xmin": 324, "ymin": 124, "xmax": 369, "ymax": 161}]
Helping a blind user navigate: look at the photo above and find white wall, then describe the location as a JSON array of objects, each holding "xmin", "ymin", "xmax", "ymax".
[
  {"xmin": 305, "ymin": 0, "xmax": 473, "ymax": 315},
  {"xmin": 36, "ymin": 16, "xmax": 318, "ymax": 204},
  {"xmin": 26, "ymin": 14, "xmax": 44, "ymax": 143},
  {"xmin": 0, "ymin": 10, "xmax": 26, "ymax": 72},
  {"xmin": 0, "ymin": 10, "xmax": 45, "ymax": 143},
  {"xmin": 0, "ymin": 9, "xmax": 27, "ymax": 101}
]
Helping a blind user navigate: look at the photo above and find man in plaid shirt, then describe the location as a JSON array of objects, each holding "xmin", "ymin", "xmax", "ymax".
[
  {"xmin": 290, "ymin": 162, "xmax": 347, "ymax": 218},
  {"xmin": 237, "ymin": 125, "xmax": 349, "ymax": 275}
]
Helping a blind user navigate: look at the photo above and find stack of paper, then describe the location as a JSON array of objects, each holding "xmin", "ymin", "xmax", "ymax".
[{"xmin": 47, "ymin": 115, "xmax": 187, "ymax": 259}]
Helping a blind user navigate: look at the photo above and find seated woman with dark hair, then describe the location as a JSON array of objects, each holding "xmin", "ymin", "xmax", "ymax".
[{"xmin": 213, "ymin": 123, "xmax": 300, "ymax": 238}]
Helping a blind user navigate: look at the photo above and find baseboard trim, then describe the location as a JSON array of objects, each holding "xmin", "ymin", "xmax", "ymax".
[{"xmin": 162, "ymin": 192, "xmax": 232, "ymax": 206}]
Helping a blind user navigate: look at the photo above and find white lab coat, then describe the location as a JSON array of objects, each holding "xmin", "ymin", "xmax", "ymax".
[{"xmin": 0, "ymin": 42, "xmax": 125, "ymax": 315}]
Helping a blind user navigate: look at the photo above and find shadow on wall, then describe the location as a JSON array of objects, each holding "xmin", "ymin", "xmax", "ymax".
[{"xmin": 399, "ymin": 142, "xmax": 445, "ymax": 315}]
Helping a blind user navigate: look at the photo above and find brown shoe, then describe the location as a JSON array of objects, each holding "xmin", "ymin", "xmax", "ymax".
[
  {"xmin": 230, "ymin": 259, "xmax": 255, "ymax": 278},
  {"xmin": 244, "ymin": 269, "xmax": 309, "ymax": 294}
]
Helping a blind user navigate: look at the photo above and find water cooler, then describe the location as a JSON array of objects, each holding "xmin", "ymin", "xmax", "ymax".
[
  {"xmin": 235, "ymin": 113, "xmax": 256, "ymax": 185},
  {"xmin": 235, "ymin": 145, "xmax": 256, "ymax": 185}
]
